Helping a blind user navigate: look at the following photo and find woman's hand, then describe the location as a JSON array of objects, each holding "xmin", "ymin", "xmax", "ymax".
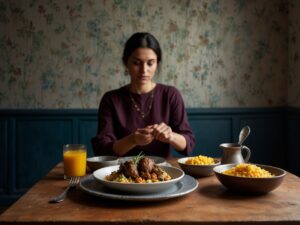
[
  {"xmin": 147, "ymin": 122, "xmax": 174, "ymax": 143},
  {"xmin": 133, "ymin": 127, "xmax": 154, "ymax": 146},
  {"xmin": 112, "ymin": 127, "xmax": 154, "ymax": 156}
]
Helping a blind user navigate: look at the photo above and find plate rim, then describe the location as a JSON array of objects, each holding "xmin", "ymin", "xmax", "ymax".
[{"xmin": 79, "ymin": 174, "xmax": 198, "ymax": 201}]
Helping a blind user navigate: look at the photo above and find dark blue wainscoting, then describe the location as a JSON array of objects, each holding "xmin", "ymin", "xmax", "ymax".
[
  {"xmin": 0, "ymin": 107, "xmax": 299, "ymax": 205},
  {"xmin": 287, "ymin": 107, "xmax": 300, "ymax": 178}
]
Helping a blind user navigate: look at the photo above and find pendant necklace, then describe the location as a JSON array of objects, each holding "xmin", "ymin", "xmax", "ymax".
[{"xmin": 129, "ymin": 83, "xmax": 154, "ymax": 119}]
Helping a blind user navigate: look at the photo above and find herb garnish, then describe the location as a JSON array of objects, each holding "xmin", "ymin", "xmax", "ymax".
[{"xmin": 132, "ymin": 151, "xmax": 144, "ymax": 165}]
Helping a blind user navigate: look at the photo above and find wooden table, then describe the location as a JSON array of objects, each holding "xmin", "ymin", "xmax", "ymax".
[{"xmin": 1, "ymin": 160, "xmax": 300, "ymax": 225}]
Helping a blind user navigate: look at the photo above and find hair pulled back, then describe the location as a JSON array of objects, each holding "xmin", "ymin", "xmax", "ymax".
[{"xmin": 122, "ymin": 32, "xmax": 162, "ymax": 65}]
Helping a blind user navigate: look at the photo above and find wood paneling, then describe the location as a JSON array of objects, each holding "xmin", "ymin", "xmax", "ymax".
[
  {"xmin": 78, "ymin": 118, "xmax": 98, "ymax": 157},
  {"xmin": 287, "ymin": 108, "xmax": 300, "ymax": 176},
  {"xmin": 240, "ymin": 114, "xmax": 286, "ymax": 167},
  {"xmin": 14, "ymin": 119, "xmax": 73, "ymax": 191},
  {"xmin": 0, "ymin": 120, "xmax": 7, "ymax": 194},
  {"xmin": 180, "ymin": 116, "xmax": 232, "ymax": 157}
]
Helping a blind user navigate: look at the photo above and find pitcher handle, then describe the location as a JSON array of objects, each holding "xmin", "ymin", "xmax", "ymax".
[{"xmin": 242, "ymin": 145, "xmax": 251, "ymax": 163}]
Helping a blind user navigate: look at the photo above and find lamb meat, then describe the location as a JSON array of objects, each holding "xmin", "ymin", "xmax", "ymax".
[
  {"xmin": 119, "ymin": 160, "xmax": 139, "ymax": 178},
  {"xmin": 152, "ymin": 165, "xmax": 164, "ymax": 176},
  {"xmin": 138, "ymin": 157, "xmax": 155, "ymax": 173},
  {"xmin": 139, "ymin": 171, "xmax": 151, "ymax": 180}
]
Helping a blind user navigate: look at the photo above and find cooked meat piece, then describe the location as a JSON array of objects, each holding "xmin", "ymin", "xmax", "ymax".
[
  {"xmin": 152, "ymin": 165, "xmax": 170, "ymax": 181},
  {"xmin": 138, "ymin": 157, "xmax": 155, "ymax": 173},
  {"xmin": 119, "ymin": 160, "xmax": 139, "ymax": 178},
  {"xmin": 152, "ymin": 165, "xmax": 164, "ymax": 176},
  {"xmin": 140, "ymin": 171, "xmax": 151, "ymax": 180}
]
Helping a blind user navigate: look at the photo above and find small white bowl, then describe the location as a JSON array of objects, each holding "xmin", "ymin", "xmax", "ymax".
[
  {"xmin": 87, "ymin": 156, "xmax": 119, "ymax": 171},
  {"xmin": 178, "ymin": 157, "xmax": 221, "ymax": 177}
]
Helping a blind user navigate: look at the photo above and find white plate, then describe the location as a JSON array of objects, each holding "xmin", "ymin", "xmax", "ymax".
[
  {"xmin": 93, "ymin": 165, "xmax": 184, "ymax": 194},
  {"xmin": 80, "ymin": 174, "xmax": 198, "ymax": 201}
]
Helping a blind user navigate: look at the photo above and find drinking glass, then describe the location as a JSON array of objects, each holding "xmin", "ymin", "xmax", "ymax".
[{"xmin": 63, "ymin": 144, "xmax": 87, "ymax": 179}]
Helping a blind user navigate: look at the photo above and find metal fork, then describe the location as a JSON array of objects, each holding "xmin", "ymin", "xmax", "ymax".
[{"xmin": 49, "ymin": 176, "xmax": 80, "ymax": 203}]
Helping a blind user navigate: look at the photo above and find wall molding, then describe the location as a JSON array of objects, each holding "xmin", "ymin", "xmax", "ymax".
[{"xmin": 0, "ymin": 106, "xmax": 286, "ymax": 115}]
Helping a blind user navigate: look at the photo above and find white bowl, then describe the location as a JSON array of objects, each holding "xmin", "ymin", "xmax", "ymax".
[
  {"xmin": 178, "ymin": 157, "xmax": 221, "ymax": 177},
  {"xmin": 87, "ymin": 156, "xmax": 119, "ymax": 171},
  {"xmin": 93, "ymin": 165, "xmax": 184, "ymax": 194}
]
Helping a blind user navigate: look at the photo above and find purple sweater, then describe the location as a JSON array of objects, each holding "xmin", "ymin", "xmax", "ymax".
[{"xmin": 92, "ymin": 83, "xmax": 195, "ymax": 158}]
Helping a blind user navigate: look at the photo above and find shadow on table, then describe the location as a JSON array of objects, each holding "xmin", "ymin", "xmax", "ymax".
[
  {"xmin": 68, "ymin": 187, "xmax": 187, "ymax": 208},
  {"xmin": 198, "ymin": 184, "xmax": 272, "ymax": 200}
]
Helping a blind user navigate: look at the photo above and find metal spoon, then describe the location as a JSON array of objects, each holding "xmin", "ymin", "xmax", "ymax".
[{"xmin": 238, "ymin": 126, "xmax": 250, "ymax": 145}]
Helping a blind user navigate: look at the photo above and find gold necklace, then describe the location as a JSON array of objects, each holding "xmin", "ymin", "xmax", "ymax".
[{"xmin": 129, "ymin": 86, "xmax": 154, "ymax": 119}]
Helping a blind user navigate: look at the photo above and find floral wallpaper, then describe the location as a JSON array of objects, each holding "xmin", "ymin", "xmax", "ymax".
[
  {"xmin": 0, "ymin": 0, "xmax": 297, "ymax": 109},
  {"xmin": 289, "ymin": 0, "xmax": 300, "ymax": 107}
]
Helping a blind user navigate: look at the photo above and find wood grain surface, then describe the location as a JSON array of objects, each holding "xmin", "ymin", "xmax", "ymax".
[{"xmin": 0, "ymin": 160, "xmax": 300, "ymax": 225}]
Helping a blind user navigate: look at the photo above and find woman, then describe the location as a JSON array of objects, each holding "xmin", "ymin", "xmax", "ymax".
[{"xmin": 92, "ymin": 32, "xmax": 195, "ymax": 158}]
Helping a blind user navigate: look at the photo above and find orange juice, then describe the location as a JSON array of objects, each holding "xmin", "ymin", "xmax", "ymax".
[{"xmin": 63, "ymin": 149, "xmax": 87, "ymax": 177}]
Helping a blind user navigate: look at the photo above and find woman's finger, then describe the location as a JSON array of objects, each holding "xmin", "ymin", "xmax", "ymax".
[
  {"xmin": 153, "ymin": 123, "xmax": 166, "ymax": 137},
  {"xmin": 135, "ymin": 134, "xmax": 153, "ymax": 145},
  {"xmin": 156, "ymin": 125, "xmax": 172, "ymax": 140},
  {"xmin": 137, "ymin": 127, "xmax": 153, "ymax": 134},
  {"xmin": 156, "ymin": 127, "xmax": 170, "ymax": 140}
]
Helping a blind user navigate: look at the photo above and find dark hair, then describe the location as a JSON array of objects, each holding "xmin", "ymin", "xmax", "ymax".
[{"xmin": 122, "ymin": 32, "xmax": 162, "ymax": 65}]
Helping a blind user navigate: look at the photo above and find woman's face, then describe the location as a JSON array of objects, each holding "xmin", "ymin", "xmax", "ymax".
[{"xmin": 126, "ymin": 48, "xmax": 158, "ymax": 86}]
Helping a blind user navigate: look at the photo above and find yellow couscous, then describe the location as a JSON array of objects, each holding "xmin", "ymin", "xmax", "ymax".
[
  {"xmin": 223, "ymin": 163, "xmax": 274, "ymax": 178},
  {"xmin": 185, "ymin": 155, "xmax": 215, "ymax": 165}
]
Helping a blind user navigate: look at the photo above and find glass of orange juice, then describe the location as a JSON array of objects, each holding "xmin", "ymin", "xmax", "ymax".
[{"xmin": 63, "ymin": 144, "xmax": 87, "ymax": 179}]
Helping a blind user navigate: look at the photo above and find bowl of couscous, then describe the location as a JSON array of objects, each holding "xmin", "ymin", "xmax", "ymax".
[
  {"xmin": 178, "ymin": 155, "xmax": 221, "ymax": 177},
  {"xmin": 213, "ymin": 163, "xmax": 286, "ymax": 193}
]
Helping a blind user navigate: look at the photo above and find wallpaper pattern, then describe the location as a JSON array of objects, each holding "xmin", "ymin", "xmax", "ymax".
[
  {"xmin": 289, "ymin": 0, "xmax": 300, "ymax": 107},
  {"xmin": 0, "ymin": 0, "xmax": 297, "ymax": 109}
]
